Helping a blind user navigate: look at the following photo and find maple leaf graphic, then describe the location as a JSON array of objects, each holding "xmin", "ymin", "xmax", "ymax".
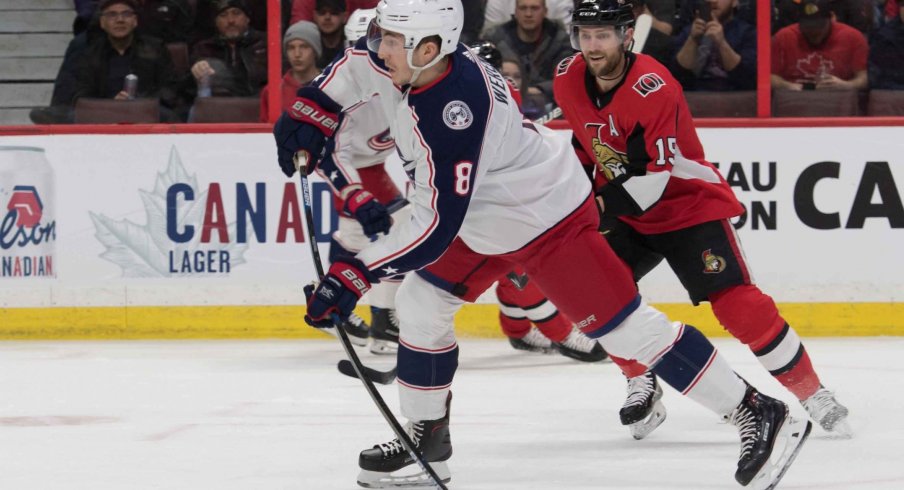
[{"xmin": 91, "ymin": 147, "xmax": 248, "ymax": 277}]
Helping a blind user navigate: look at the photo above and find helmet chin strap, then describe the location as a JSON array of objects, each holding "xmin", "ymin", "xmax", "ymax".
[{"xmin": 406, "ymin": 48, "xmax": 444, "ymax": 86}]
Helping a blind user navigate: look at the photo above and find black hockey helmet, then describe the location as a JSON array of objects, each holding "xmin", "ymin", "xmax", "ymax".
[
  {"xmin": 570, "ymin": 0, "xmax": 636, "ymax": 50},
  {"xmin": 468, "ymin": 41, "xmax": 503, "ymax": 70}
]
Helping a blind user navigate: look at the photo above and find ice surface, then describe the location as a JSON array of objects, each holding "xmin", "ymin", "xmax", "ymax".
[{"xmin": 1, "ymin": 338, "xmax": 900, "ymax": 489}]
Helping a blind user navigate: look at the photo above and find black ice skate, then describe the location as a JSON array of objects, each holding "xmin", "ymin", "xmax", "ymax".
[
  {"xmin": 552, "ymin": 327, "xmax": 608, "ymax": 362},
  {"xmin": 508, "ymin": 327, "xmax": 554, "ymax": 354},
  {"xmin": 802, "ymin": 385, "xmax": 852, "ymax": 438},
  {"xmin": 321, "ymin": 312, "xmax": 369, "ymax": 347},
  {"xmin": 620, "ymin": 372, "xmax": 667, "ymax": 440},
  {"xmin": 358, "ymin": 394, "xmax": 453, "ymax": 488},
  {"xmin": 728, "ymin": 385, "xmax": 811, "ymax": 489},
  {"xmin": 369, "ymin": 307, "xmax": 399, "ymax": 355}
]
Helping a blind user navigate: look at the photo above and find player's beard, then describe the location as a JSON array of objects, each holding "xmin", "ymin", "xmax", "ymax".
[{"xmin": 590, "ymin": 49, "xmax": 626, "ymax": 81}]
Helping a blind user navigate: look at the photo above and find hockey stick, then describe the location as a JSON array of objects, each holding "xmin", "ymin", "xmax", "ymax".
[
  {"xmin": 295, "ymin": 152, "xmax": 448, "ymax": 490},
  {"xmin": 337, "ymin": 359, "xmax": 398, "ymax": 385}
]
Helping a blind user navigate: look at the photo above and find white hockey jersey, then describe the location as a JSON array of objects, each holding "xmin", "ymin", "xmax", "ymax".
[
  {"xmin": 317, "ymin": 97, "xmax": 396, "ymax": 199},
  {"xmin": 312, "ymin": 41, "xmax": 590, "ymax": 279}
]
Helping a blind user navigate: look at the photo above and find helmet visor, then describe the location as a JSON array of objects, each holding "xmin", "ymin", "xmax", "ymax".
[{"xmin": 365, "ymin": 18, "xmax": 383, "ymax": 52}]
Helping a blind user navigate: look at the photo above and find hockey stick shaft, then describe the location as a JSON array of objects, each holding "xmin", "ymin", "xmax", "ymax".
[{"xmin": 294, "ymin": 152, "xmax": 448, "ymax": 490}]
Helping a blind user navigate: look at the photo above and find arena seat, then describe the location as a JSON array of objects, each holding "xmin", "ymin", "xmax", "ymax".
[
  {"xmin": 866, "ymin": 89, "xmax": 904, "ymax": 116},
  {"xmin": 187, "ymin": 96, "xmax": 260, "ymax": 123},
  {"xmin": 73, "ymin": 97, "xmax": 160, "ymax": 123},
  {"xmin": 772, "ymin": 89, "xmax": 860, "ymax": 117},
  {"xmin": 684, "ymin": 91, "xmax": 757, "ymax": 118}
]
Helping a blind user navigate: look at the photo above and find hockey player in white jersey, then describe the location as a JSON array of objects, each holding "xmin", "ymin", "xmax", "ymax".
[
  {"xmin": 316, "ymin": 8, "xmax": 404, "ymax": 355},
  {"xmin": 272, "ymin": 1, "xmax": 810, "ymax": 488}
]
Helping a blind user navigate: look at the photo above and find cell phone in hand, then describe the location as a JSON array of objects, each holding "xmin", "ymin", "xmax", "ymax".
[
  {"xmin": 697, "ymin": 1, "xmax": 712, "ymax": 20},
  {"xmin": 802, "ymin": 81, "xmax": 816, "ymax": 91}
]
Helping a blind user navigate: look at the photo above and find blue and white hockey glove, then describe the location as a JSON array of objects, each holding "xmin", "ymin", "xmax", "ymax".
[
  {"xmin": 273, "ymin": 88, "xmax": 341, "ymax": 177},
  {"xmin": 344, "ymin": 189, "xmax": 392, "ymax": 236},
  {"xmin": 303, "ymin": 257, "xmax": 378, "ymax": 328}
]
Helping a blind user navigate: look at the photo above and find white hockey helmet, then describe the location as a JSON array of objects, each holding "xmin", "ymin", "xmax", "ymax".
[
  {"xmin": 366, "ymin": 0, "xmax": 463, "ymax": 72},
  {"xmin": 345, "ymin": 8, "xmax": 377, "ymax": 48}
]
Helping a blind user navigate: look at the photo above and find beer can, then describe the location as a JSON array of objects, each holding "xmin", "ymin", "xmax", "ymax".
[
  {"xmin": 0, "ymin": 146, "xmax": 56, "ymax": 279},
  {"xmin": 124, "ymin": 74, "xmax": 138, "ymax": 99}
]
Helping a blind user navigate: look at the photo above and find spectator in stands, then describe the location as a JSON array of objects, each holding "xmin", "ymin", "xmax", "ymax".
[
  {"xmin": 632, "ymin": 0, "xmax": 677, "ymax": 65},
  {"xmin": 672, "ymin": 0, "xmax": 757, "ymax": 91},
  {"xmin": 292, "ymin": 0, "xmax": 486, "ymax": 43},
  {"xmin": 291, "ymin": 0, "xmax": 375, "ymax": 23},
  {"xmin": 72, "ymin": 0, "xmax": 180, "ymax": 114},
  {"xmin": 483, "ymin": 0, "xmax": 575, "ymax": 35},
  {"xmin": 312, "ymin": 0, "xmax": 348, "ymax": 67},
  {"xmin": 190, "ymin": 0, "xmax": 267, "ymax": 97},
  {"xmin": 869, "ymin": 0, "xmax": 904, "ymax": 89},
  {"xmin": 192, "ymin": 0, "xmax": 271, "ymax": 43},
  {"xmin": 484, "ymin": 0, "xmax": 574, "ymax": 118},
  {"xmin": 774, "ymin": 0, "xmax": 874, "ymax": 34},
  {"xmin": 771, "ymin": 0, "xmax": 868, "ymax": 91},
  {"xmin": 502, "ymin": 58, "xmax": 524, "ymax": 91},
  {"xmin": 259, "ymin": 21, "xmax": 322, "ymax": 122}
]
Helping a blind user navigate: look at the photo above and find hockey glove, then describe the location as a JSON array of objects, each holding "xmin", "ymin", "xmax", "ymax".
[
  {"xmin": 303, "ymin": 257, "xmax": 378, "ymax": 328},
  {"xmin": 344, "ymin": 189, "xmax": 392, "ymax": 236},
  {"xmin": 273, "ymin": 88, "xmax": 341, "ymax": 177}
]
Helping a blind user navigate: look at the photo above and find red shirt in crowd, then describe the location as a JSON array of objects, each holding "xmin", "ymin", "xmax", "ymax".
[
  {"xmin": 290, "ymin": 0, "xmax": 379, "ymax": 23},
  {"xmin": 259, "ymin": 71, "xmax": 304, "ymax": 122},
  {"xmin": 771, "ymin": 21, "xmax": 868, "ymax": 82}
]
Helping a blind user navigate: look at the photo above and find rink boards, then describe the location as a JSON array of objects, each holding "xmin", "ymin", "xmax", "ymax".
[{"xmin": 0, "ymin": 128, "xmax": 902, "ymax": 339}]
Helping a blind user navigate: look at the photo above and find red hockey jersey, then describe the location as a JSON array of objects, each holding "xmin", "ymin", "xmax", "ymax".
[{"xmin": 553, "ymin": 52, "xmax": 743, "ymax": 234}]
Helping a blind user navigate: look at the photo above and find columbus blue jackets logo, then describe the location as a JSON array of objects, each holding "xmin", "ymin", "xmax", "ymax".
[
  {"xmin": 632, "ymin": 73, "xmax": 666, "ymax": 98},
  {"xmin": 443, "ymin": 101, "xmax": 473, "ymax": 130},
  {"xmin": 702, "ymin": 249, "xmax": 727, "ymax": 274}
]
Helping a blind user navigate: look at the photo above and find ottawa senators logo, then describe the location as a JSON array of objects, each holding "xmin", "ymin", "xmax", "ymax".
[
  {"xmin": 632, "ymin": 73, "xmax": 666, "ymax": 98},
  {"xmin": 702, "ymin": 249, "xmax": 727, "ymax": 274},
  {"xmin": 557, "ymin": 55, "xmax": 577, "ymax": 76},
  {"xmin": 592, "ymin": 140, "xmax": 628, "ymax": 181}
]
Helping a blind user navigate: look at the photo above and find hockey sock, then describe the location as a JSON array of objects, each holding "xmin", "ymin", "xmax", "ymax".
[
  {"xmin": 498, "ymin": 307, "xmax": 532, "ymax": 338},
  {"xmin": 398, "ymin": 340, "xmax": 459, "ymax": 421},
  {"xmin": 711, "ymin": 286, "xmax": 822, "ymax": 400},
  {"xmin": 652, "ymin": 324, "xmax": 746, "ymax": 416}
]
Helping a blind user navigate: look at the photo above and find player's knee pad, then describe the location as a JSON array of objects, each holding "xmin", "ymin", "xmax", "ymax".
[
  {"xmin": 331, "ymin": 215, "xmax": 371, "ymax": 254},
  {"xmin": 396, "ymin": 273, "xmax": 461, "ymax": 350},
  {"xmin": 710, "ymin": 285, "xmax": 784, "ymax": 348},
  {"xmin": 595, "ymin": 299, "xmax": 681, "ymax": 368}
]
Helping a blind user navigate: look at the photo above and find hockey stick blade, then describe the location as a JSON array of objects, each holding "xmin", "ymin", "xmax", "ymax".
[{"xmin": 337, "ymin": 359, "xmax": 398, "ymax": 385}]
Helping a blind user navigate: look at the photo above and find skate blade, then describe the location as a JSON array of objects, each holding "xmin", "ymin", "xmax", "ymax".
[
  {"xmin": 824, "ymin": 418, "xmax": 853, "ymax": 440},
  {"xmin": 630, "ymin": 399, "xmax": 667, "ymax": 440},
  {"xmin": 357, "ymin": 462, "xmax": 451, "ymax": 488},
  {"xmin": 370, "ymin": 340, "xmax": 399, "ymax": 356},
  {"xmin": 749, "ymin": 416, "xmax": 812, "ymax": 490}
]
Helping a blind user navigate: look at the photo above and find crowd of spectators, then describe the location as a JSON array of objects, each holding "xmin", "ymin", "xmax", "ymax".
[{"xmin": 27, "ymin": 0, "xmax": 904, "ymax": 124}]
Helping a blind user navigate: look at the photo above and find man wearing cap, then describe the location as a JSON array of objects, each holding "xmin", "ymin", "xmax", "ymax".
[
  {"xmin": 312, "ymin": 0, "xmax": 348, "ymax": 67},
  {"xmin": 259, "ymin": 21, "xmax": 322, "ymax": 122},
  {"xmin": 190, "ymin": 0, "xmax": 268, "ymax": 97},
  {"xmin": 771, "ymin": 0, "xmax": 868, "ymax": 91},
  {"xmin": 73, "ymin": 0, "xmax": 180, "ymax": 111}
]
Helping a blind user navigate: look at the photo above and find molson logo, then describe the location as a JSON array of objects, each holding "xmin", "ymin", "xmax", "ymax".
[
  {"xmin": 1, "ymin": 185, "xmax": 56, "ymax": 277},
  {"xmin": 90, "ymin": 147, "xmax": 334, "ymax": 277},
  {"xmin": 0, "ymin": 145, "xmax": 57, "ymax": 279}
]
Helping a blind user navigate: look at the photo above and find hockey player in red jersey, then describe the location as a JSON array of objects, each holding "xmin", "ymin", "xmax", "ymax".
[
  {"xmin": 274, "ymin": 0, "xmax": 810, "ymax": 487},
  {"xmin": 555, "ymin": 0, "xmax": 850, "ymax": 437}
]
